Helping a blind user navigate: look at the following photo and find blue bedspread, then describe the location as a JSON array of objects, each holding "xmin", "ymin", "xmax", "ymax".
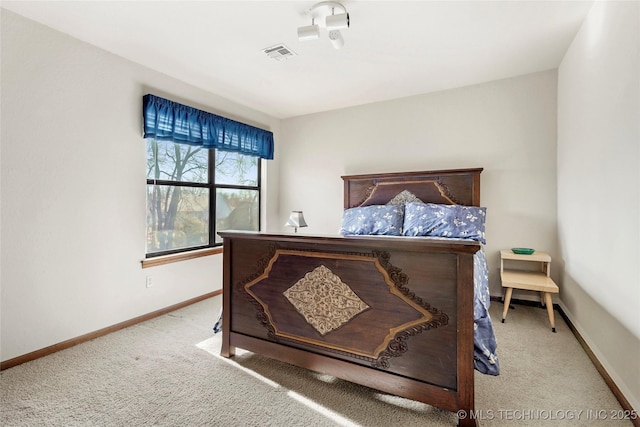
[{"xmin": 473, "ymin": 247, "xmax": 500, "ymax": 375}]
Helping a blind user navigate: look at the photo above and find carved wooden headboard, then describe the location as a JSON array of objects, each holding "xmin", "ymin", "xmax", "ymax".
[{"xmin": 341, "ymin": 168, "xmax": 482, "ymax": 209}]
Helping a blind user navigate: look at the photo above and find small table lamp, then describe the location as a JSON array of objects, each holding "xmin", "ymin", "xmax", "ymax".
[{"xmin": 285, "ymin": 210, "xmax": 308, "ymax": 233}]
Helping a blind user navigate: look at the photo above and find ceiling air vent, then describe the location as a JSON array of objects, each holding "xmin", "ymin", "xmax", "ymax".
[{"xmin": 263, "ymin": 44, "xmax": 296, "ymax": 61}]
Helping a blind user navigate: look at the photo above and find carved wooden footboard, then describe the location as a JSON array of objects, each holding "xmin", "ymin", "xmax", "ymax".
[
  {"xmin": 219, "ymin": 168, "xmax": 483, "ymax": 426},
  {"xmin": 219, "ymin": 232, "xmax": 479, "ymax": 426}
]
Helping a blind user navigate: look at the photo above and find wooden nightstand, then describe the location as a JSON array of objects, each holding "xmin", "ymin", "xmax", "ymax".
[{"xmin": 500, "ymin": 250, "xmax": 559, "ymax": 332}]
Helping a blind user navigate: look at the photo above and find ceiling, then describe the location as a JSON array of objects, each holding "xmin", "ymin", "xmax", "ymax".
[{"xmin": 2, "ymin": 0, "xmax": 594, "ymax": 119}]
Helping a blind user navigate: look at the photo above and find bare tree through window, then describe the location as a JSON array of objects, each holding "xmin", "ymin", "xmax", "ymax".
[{"xmin": 145, "ymin": 139, "xmax": 259, "ymax": 256}]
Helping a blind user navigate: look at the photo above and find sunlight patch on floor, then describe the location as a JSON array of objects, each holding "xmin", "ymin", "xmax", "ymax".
[
  {"xmin": 310, "ymin": 372, "xmax": 339, "ymax": 384},
  {"xmin": 196, "ymin": 337, "xmax": 280, "ymax": 387},
  {"xmin": 375, "ymin": 392, "xmax": 417, "ymax": 408},
  {"xmin": 196, "ymin": 336, "xmax": 359, "ymax": 426},
  {"xmin": 287, "ymin": 390, "xmax": 360, "ymax": 427}
]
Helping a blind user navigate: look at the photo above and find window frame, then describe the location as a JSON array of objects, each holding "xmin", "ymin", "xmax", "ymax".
[{"xmin": 145, "ymin": 144, "xmax": 261, "ymax": 258}]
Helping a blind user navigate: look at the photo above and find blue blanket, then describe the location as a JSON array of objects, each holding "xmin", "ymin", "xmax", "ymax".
[{"xmin": 473, "ymin": 247, "xmax": 500, "ymax": 375}]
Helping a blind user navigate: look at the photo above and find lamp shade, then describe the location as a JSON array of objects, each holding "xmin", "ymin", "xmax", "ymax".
[{"xmin": 285, "ymin": 211, "xmax": 308, "ymax": 232}]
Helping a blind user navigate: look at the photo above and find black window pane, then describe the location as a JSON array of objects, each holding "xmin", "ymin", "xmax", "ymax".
[
  {"xmin": 147, "ymin": 139, "xmax": 208, "ymax": 183},
  {"xmin": 214, "ymin": 150, "xmax": 258, "ymax": 186},
  {"xmin": 145, "ymin": 139, "xmax": 261, "ymax": 256},
  {"xmin": 146, "ymin": 184, "xmax": 209, "ymax": 253},
  {"xmin": 215, "ymin": 188, "xmax": 258, "ymax": 243}
]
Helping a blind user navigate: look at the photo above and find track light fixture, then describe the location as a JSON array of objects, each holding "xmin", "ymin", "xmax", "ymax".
[
  {"xmin": 297, "ymin": 1, "xmax": 350, "ymax": 49},
  {"xmin": 297, "ymin": 21, "xmax": 320, "ymax": 41},
  {"xmin": 326, "ymin": 12, "xmax": 349, "ymax": 30},
  {"xmin": 328, "ymin": 30, "xmax": 344, "ymax": 49}
]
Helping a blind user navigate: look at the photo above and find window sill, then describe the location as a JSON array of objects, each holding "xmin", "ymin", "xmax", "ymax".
[{"xmin": 141, "ymin": 247, "xmax": 223, "ymax": 269}]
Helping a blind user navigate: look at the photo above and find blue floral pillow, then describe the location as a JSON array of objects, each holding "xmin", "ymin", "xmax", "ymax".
[
  {"xmin": 402, "ymin": 202, "xmax": 486, "ymax": 244},
  {"xmin": 340, "ymin": 205, "xmax": 404, "ymax": 236}
]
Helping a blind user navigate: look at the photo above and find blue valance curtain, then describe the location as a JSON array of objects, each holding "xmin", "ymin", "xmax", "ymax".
[{"xmin": 142, "ymin": 94, "xmax": 274, "ymax": 160}]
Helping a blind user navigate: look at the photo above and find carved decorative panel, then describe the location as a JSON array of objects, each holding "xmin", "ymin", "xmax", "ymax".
[
  {"xmin": 243, "ymin": 249, "xmax": 448, "ymax": 366},
  {"xmin": 283, "ymin": 265, "xmax": 370, "ymax": 335}
]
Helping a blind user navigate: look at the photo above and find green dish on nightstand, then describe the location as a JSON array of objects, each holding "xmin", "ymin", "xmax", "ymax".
[{"xmin": 512, "ymin": 248, "xmax": 535, "ymax": 255}]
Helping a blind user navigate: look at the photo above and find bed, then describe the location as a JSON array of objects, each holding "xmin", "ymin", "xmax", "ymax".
[{"xmin": 218, "ymin": 168, "xmax": 498, "ymax": 427}]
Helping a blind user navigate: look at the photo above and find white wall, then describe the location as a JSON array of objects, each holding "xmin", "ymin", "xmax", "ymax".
[
  {"xmin": 558, "ymin": 0, "xmax": 640, "ymax": 411},
  {"xmin": 278, "ymin": 70, "xmax": 559, "ymax": 296},
  {"xmin": 0, "ymin": 11, "xmax": 280, "ymax": 362}
]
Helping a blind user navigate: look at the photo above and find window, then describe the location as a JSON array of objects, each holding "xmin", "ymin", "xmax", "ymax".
[
  {"xmin": 142, "ymin": 94, "xmax": 273, "ymax": 258},
  {"xmin": 145, "ymin": 139, "xmax": 260, "ymax": 257}
]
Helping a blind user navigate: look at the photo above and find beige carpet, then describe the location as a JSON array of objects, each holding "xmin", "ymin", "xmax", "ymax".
[{"xmin": 0, "ymin": 296, "xmax": 630, "ymax": 426}]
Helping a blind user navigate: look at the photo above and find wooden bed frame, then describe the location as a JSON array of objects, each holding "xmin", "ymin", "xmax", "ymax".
[{"xmin": 219, "ymin": 168, "xmax": 483, "ymax": 426}]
